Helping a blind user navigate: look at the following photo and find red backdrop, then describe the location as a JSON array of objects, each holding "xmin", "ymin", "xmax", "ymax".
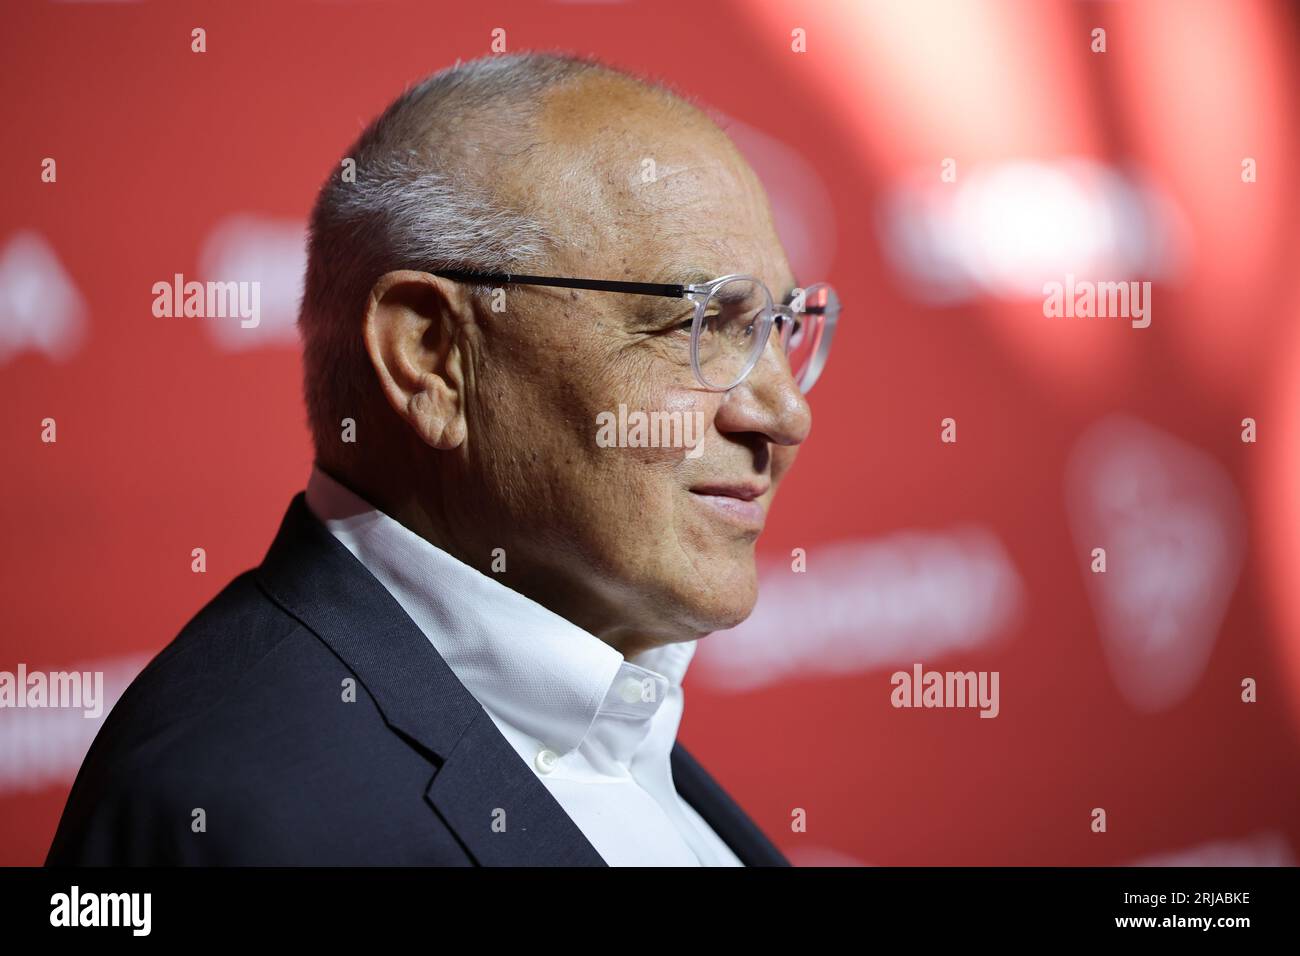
[{"xmin": 2, "ymin": 0, "xmax": 1298, "ymax": 866}]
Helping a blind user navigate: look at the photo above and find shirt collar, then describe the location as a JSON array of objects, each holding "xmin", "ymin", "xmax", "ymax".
[{"xmin": 303, "ymin": 465, "xmax": 697, "ymax": 756}]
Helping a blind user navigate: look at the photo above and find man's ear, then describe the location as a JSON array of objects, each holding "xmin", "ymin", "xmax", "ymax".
[{"xmin": 363, "ymin": 270, "xmax": 470, "ymax": 450}]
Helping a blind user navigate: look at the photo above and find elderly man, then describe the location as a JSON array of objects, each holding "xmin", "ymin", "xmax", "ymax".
[{"xmin": 46, "ymin": 52, "xmax": 837, "ymax": 866}]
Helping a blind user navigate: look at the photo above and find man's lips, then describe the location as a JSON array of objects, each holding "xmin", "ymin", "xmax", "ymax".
[
  {"xmin": 688, "ymin": 482, "xmax": 770, "ymax": 501},
  {"xmin": 688, "ymin": 482, "xmax": 770, "ymax": 530}
]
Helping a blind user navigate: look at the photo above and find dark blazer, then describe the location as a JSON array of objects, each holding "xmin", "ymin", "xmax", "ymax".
[{"xmin": 45, "ymin": 493, "xmax": 791, "ymax": 866}]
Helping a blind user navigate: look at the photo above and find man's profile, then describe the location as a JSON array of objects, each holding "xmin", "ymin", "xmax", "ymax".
[{"xmin": 45, "ymin": 51, "xmax": 837, "ymax": 866}]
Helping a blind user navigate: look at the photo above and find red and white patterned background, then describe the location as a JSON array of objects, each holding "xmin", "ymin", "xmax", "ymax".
[{"xmin": 2, "ymin": 0, "xmax": 1298, "ymax": 865}]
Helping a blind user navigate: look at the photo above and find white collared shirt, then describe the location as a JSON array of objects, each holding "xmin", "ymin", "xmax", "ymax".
[{"xmin": 304, "ymin": 466, "xmax": 744, "ymax": 866}]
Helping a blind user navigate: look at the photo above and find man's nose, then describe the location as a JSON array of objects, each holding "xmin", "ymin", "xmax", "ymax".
[{"xmin": 711, "ymin": 333, "xmax": 812, "ymax": 446}]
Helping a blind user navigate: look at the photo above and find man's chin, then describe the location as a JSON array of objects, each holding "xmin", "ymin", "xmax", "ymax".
[
  {"xmin": 702, "ymin": 603, "xmax": 757, "ymax": 635},
  {"xmin": 680, "ymin": 574, "xmax": 759, "ymax": 635}
]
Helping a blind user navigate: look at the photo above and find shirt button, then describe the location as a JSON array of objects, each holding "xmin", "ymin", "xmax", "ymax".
[
  {"xmin": 535, "ymin": 748, "xmax": 559, "ymax": 774},
  {"xmin": 619, "ymin": 676, "xmax": 649, "ymax": 704}
]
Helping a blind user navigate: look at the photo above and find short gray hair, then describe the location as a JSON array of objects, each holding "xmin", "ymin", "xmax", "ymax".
[{"xmin": 299, "ymin": 52, "xmax": 653, "ymax": 460}]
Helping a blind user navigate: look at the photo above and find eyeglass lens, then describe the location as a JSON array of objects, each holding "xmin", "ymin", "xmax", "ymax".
[{"xmin": 695, "ymin": 278, "xmax": 835, "ymax": 390}]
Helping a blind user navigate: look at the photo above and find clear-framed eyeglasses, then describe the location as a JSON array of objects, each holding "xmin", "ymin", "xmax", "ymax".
[{"xmin": 432, "ymin": 269, "xmax": 840, "ymax": 393}]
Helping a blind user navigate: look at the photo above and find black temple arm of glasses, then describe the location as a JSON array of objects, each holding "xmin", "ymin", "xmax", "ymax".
[{"xmin": 433, "ymin": 269, "xmax": 688, "ymax": 299}]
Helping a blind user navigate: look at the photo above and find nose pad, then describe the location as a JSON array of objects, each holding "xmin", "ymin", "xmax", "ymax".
[
  {"xmin": 770, "ymin": 309, "xmax": 795, "ymax": 355},
  {"xmin": 746, "ymin": 310, "xmax": 797, "ymax": 385}
]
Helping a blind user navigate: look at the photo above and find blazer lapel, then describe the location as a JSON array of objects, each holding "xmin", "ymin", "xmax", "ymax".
[
  {"xmin": 671, "ymin": 742, "xmax": 792, "ymax": 866},
  {"xmin": 255, "ymin": 493, "xmax": 607, "ymax": 866},
  {"xmin": 425, "ymin": 709, "xmax": 607, "ymax": 865}
]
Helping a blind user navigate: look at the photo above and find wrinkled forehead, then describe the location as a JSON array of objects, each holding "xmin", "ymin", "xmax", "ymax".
[{"xmin": 523, "ymin": 76, "xmax": 790, "ymax": 285}]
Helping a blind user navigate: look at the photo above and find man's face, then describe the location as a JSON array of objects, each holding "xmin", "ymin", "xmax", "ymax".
[{"xmin": 452, "ymin": 77, "xmax": 812, "ymax": 654}]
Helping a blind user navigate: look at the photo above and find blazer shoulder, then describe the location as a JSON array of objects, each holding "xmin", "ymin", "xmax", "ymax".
[
  {"xmin": 98, "ymin": 570, "xmax": 308, "ymax": 751},
  {"xmin": 45, "ymin": 570, "xmax": 346, "ymax": 864}
]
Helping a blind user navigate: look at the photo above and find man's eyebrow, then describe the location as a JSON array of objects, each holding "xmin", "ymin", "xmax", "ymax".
[
  {"xmin": 647, "ymin": 268, "xmax": 802, "ymax": 301},
  {"xmin": 623, "ymin": 270, "xmax": 701, "ymax": 322},
  {"xmin": 653, "ymin": 268, "xmax": 714, "ymax": 289}
]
